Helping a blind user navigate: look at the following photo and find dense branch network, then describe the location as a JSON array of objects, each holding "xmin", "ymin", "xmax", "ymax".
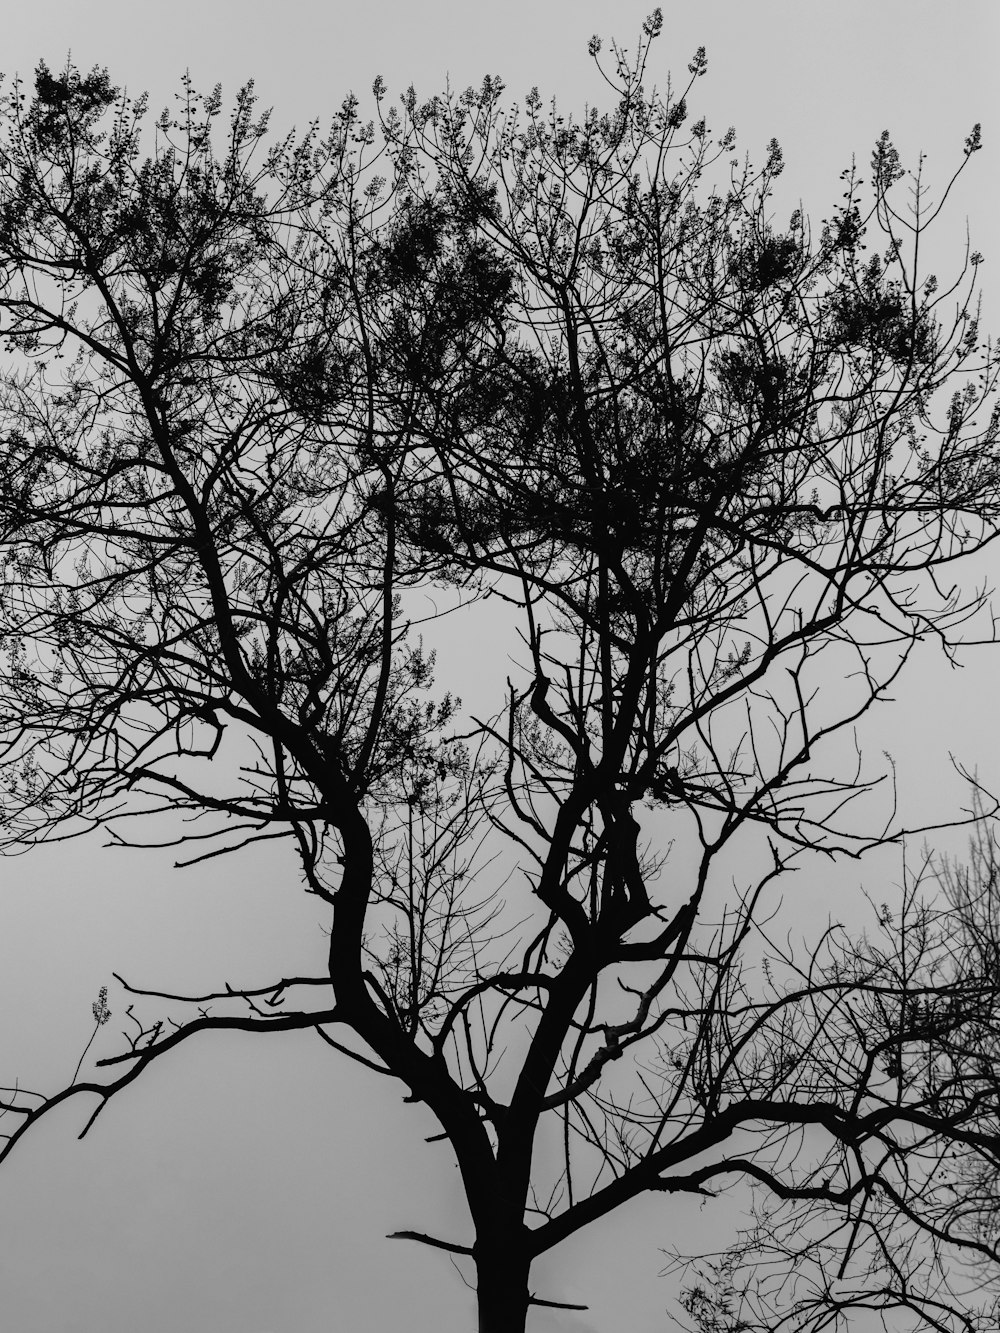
[{"xmin": 0, "ymin": 18, "xmax": 998, "ymax": 1330}]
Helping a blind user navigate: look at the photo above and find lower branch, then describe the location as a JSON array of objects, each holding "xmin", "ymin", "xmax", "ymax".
[
  {"xmin": 529, "ymin": 1293, "xmax": 590, "ymax": 1310},
  {"xmin": 387, "ymin": 1229, "xmax": 474, "ymax": 1256}
]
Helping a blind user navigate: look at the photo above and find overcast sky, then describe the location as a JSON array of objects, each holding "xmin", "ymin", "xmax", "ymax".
[{"xmin": 0, "ymin": 4, "xmax": 997, "ymax": 1331}]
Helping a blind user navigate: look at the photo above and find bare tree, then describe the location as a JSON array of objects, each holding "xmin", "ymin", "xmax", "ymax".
[
  {"xmin": 665, "ymin": 828, "xmax": 1000, "ymax": 1333},
  {"xmin": 0, "ymin": 14, "xmax": 998, "ymax": 1330}
]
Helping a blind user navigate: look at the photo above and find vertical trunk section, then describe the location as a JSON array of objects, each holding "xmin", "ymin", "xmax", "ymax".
[{"xmin": 476, "ymin": 1242, "xmax": 531, "ymax": 1333}]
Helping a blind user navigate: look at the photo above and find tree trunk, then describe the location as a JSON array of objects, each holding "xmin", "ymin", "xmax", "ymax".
[{"xmin": 476, "ymin": 1248, "xmax": 531, "ymax": 1333}]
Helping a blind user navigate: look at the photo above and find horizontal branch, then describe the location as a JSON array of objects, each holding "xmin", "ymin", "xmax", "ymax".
[
  {"xmin": 386, "ymin": 1229, "xmax": 474, "ymax": 1257},
  {"xmin": 97, "ymin": 1009, "xmax": 340, "ymax": 1068},
  {"xmin": 527, "ymin": 1091, "xmax": 995, "ymax": 1258},
  {"xmin": 111, "ymin": 971, "xmax": 332, "ymax": 1006},
  {"xmin": 529, "ymin": 1293, "xmax": 590, "ymax": 1310}
]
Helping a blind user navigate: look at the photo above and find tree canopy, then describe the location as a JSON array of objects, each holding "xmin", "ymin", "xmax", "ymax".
[{"xmin": 0, "ymin": 14, "xmax": 999, "ymax": 1330}]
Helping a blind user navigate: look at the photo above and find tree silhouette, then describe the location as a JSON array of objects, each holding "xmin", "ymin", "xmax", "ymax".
[{"xmin": 0, "ymin": 14, "xmax": 999, "ymax": 1329}]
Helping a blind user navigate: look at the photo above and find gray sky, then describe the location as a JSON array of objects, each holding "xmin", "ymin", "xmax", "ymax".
[{"xmin": 0, "ymin": 3, "xmax": 997, "ymax": 1330}]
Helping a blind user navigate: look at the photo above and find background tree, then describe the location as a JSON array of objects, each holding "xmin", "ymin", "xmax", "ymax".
[{"xmin": 0, "ymin": 14, "xmax": 998, "ymax": 1330}]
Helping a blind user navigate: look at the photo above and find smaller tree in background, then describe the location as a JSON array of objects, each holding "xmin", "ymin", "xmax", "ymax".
[
  {"xmin": 0, "ymin": 14, "xmax": 999, "ymax": 1330},
  {"xmin": 668, "ymin": 819, "xmax": 1000, "ymax": 1333}
]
